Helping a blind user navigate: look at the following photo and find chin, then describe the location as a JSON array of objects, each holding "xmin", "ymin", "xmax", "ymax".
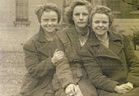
[
  {"xmin": 47, "ymin": 30, "xmax": 54, "ymax": 33},
  {"xmin": 95, "ymin": 31, "xmax": 106, "ymax": 36},
  {"xmin": 45, "ymin": 28, "xmax": 55, "ymax": 33},
  {"xmin": 78, "ymin": 25, "xmax": 87, "ymax": 29}
]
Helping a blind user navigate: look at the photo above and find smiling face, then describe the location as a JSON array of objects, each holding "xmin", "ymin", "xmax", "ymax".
[
  {"xmin": 40, "ymin": 10, "xmax": 58, "ymax": 33},
  {"xmin": 72, "ymin": 5, "xmax": 89, "ymax": 29},
  {"xmin": 92, "ymin": 13, "xmax": 110, "ymax": 36}
]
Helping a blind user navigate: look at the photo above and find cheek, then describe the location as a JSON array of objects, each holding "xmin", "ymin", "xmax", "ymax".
[
  {"xmin": 105, "ymin": 24, "xmax": 110, "ymax": 29},
  {"xmin": 92, "ymin": 25, "xmax": 96, "ymax": 30},
  {"xmin": 40, "ymin": 21, "xmax": 47, "ymax": 25},
  {"xmin": 53, "ymin": 21, "xmax": 58, "ymax": 25},
  {"xmin": 72, "ymin": 16, "xmax": 75, "ymax": 21},
  {"xmin": 85, "ymin": 16, "xmax": 89, "ymax": 21},
  {"xmin": 92, "ymin": 23, "xmax": 97, "ymax": 28}
]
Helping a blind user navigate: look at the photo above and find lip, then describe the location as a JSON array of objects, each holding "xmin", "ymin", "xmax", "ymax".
[
  {"xmin": 96, "ymin": 27, "xmax": 105, "ymax": 30},
  {"xmin": 78, "ymin": 22, "xmax": 86, "ymax": 24}
]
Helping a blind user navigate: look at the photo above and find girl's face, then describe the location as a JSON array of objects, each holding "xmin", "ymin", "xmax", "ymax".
[
  {"xmin": 40, "ymin": 10, "xmax": 58, "ymax": 33},
  {"xmin": 72, "ymin": 5, "xmax": 89, "ymax": 29},
  {"xmin": 92, "ymin": 13, "xmax": 110, "ymax": 36}
]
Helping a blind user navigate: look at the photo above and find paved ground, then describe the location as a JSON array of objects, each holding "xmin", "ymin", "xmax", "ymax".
[
  {"xmin": 0, "ymin": 19, "xmax": 139, "ymax": 96},
  {"xmin": 0, "ymin": 23, "xmax": 39, "ymax": 96}
]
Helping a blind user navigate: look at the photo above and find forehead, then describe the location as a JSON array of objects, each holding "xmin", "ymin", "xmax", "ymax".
[
  {"xmin": 73, "ymin": 5, "xmax": 88, "ymax": 13},
  {"xmin": 92, "ymin": 13, "xmax": 109, "ymax": 20},
  {"xmin": 41, "ymin": 10, "xmax": 58, "ymax": 18}
]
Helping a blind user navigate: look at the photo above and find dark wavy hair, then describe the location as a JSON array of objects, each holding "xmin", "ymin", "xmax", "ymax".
[
  {"xmin": 89, "ymin": 6, "xmax": 114, "ymax": 27},
  {"xmin": 65, "ymin": 0, "xmax": 92, "ymax": 25},
  {"xmin": 35, "ymin": 3, "xmax": 61, "ymax": 23}
]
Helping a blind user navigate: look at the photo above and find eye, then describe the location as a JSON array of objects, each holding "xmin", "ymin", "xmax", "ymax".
[
  {"xmin": 102, "ymin": 21, "xmax": 108, "ymax": 24},
  {"xmin": 94, "ymin": 20, "xmax": 100, "ymax": 24},
  {"xmin": 74, "ymin": 13, "xmax": 80, "ymax": 16},
  {"xmin": 43, "ymin": 19, "xmax": 49, "ymax": 22},
  {"xmin": 51, "ymin": 19, "xmax": 57, "ymax": 22},
  {"xmin": 83, "ymin": 13, "xmax": 88, "ymax": 16}
]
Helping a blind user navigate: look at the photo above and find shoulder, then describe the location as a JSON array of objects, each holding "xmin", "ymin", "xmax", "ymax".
[
  {"xmin": 56, "ymin": 25, "xmax": 71, "ymax": 37},
  {"xmin": 56, "ymin": 25, "xmax": 72, "ymax": 43},
  {"xmin": 23, "ymin": 33, "xmax": 39, "ymax": 50},
  {"xmin": 110, "ymin": 31, "xmax": 126, "ymax": 40}
]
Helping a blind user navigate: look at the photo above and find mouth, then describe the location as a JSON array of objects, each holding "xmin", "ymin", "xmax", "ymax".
[
  {"xmin": 96, "ymin": 27, "xmax": 106, "ymax": 30},
  {"xmin": 79, "ymin": 22, "xmax": 85, "ymax": 23}
]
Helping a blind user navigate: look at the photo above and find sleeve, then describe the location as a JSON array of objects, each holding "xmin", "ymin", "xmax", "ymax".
[
  {"xmin": 122, "ymin": 35, "xmax": 139, "ymax": 87},
  {"xmin": 55, "ymin": 33, "xmax": 75, "ymax": 89},
  {"xmin": 82, "ymin": 49, "xmax": 119, "ymax": 92},
  {"xmin": 23, "ymin": 40, "xmax": 54, "ymax": 79}
]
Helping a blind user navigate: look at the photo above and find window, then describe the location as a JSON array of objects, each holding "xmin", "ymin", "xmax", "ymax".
[{"xmin": 14, "ymin": 0, "xmax": 30, "ymax": 26}]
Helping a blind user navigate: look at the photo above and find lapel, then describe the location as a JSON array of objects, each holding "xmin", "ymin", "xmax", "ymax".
[
  {"xmin": 89, "ymin": 31, "xmax": 123, "ymax": 61},
  {"xmin": 66, "ymin": 26, "xmax": 81, "ymax": 59},
  {"xmin": 109, "ymin": 32, "xmax": 124, "ymax": 55},
  {"xmin": 67, "ymin": 25, "xmax": 81, "ymax": 51},
  {"xmin": 36, "ymin": 28, "xmax": 52, "ymax": 57}
]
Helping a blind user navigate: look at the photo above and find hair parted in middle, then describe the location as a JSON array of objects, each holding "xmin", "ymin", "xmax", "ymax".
[
  {"xmin": 65, "ymin": 0, "xmax": 92, "ymax": 25},
  {"xmin": 89, "ymin": 6, "xmax": 114, "ymax": 27}
]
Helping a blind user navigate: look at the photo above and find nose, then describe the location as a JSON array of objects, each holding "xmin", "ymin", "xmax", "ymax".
[
  {"xmin": 48, "ymin": 20, "xmax": 52, "ymax": 25},
  {"xmin": 98, "ymin": 22, "xmax": 103, "ymax": 27},
  {"xmin": 79, "ymin": 14, "xmax": 83, "ymax": 20}
]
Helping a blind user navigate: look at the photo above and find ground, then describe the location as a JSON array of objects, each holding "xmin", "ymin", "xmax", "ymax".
[
  {"xmin": 0, "ymin": 19, "xmax": 139, "ymax": 96},
  {"xmin": 0, "ymin": 23, "xmax": 38, "ymax": 96}
]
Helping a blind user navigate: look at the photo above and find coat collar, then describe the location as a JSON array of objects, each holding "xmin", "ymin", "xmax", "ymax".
[
  {"xmin": 37, "ymin": 27, "xmax": 47, "ymax": 43},
  {"xmin": 88, "ymin": 31, "xmax": 123, "ymax": 61},
  {"xmin": 89, "ymin": 31, "xmax": 122, "ymax": 46},
  {"xmin": 66, "ymin": 25, "xmax": 81, "ymax": 50},
  {"xmin": 36, "ymin": 27, "xmax": 56, "ymax": 57}
]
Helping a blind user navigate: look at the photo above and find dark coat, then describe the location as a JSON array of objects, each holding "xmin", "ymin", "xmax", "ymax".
[
  {"xmin": 20, "ymin": 28, "xmax": 57, "ymax": 96},
  {"xmin": 80, "ymin": 31, "xmax": 139, "ymax": 96},
  {"xmin": 53, "ymin": 25, "xmax": 97, "ymax": 96}
]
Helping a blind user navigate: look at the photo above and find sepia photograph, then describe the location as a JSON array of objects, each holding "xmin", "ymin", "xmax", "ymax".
[{"xmin": 0, "ymin": 0, "xmax": 139, "ymax": 96}]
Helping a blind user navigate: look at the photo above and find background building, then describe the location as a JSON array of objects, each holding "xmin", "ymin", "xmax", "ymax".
[
  {"xmin": 14, "ymin": 0, "xmax": 139, "ymax": 25},
  {"xmin": 12, "ymin": 0, "xmax": 139, "ymax": 26}
]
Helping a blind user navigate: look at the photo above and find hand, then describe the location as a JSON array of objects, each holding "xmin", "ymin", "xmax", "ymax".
[
  {"xmin": 65, "ymin": 84, "xmax": 77, "ymax": 96},
  {"xmin": 120, "ymin": 82, "xmax": 133, "ymax": 92},
  {"xmin": 126, "ymin": 82, "xmax": 133, "ymax": 89},
  {"xmin": 114, "ymin": 82, "xmax": 133, "ymax": 94},
  {"xmin": 51, "ymin": 49, "xmax": 64, "ymax": 64}
]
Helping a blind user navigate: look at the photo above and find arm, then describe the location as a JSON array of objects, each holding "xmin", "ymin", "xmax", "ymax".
[
  {"xmin": 123, "ymin": 35, "xmax": 139, "ymax": 87},
  {"xmin": 23, "ymin": 40, "xmax": 54, "ymax": 79},
  {"xmin": 82, "ymin": 51, "xmax": 119, "ymax": 92},
  {"xmin": 55, "ymin": 34, "xmax": 75, "ymax": 89}
]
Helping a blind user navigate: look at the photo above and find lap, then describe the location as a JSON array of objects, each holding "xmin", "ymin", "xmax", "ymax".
[
  {"xmin": 55, "ymin": 78, "xmax": 97, "ymax": 96},
  {"xmin": 78, "ymin": 78, "xmax": 97, "ymax": 96},
  {"xmin": 97, "ymin": 87, "xmax": 139, "ymax": 96},
  {"xmin": 120, "ymin": 87, "xmax": 139, "ymax": 96},
  {"xmin": 97, "ymin": 89, "xmax": 119, "ymax": 96}
]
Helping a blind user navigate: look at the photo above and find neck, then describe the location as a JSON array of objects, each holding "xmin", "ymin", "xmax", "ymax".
[
  {"xmin": 75, "ymin": 26, "xmax": 89, "ymax": 36},
  {"xmin": 96, "ymin": 32, "xmax": 108, "ymax": 42},
  {"xmin": 44, "ymin": 31, "xmax": 55, "ymax": 41}
]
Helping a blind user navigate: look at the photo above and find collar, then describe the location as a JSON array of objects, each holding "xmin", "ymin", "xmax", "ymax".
[
  {"xmin": 37, "ymin": 27, "xmax": 47, "ymax": 43},
  {"xmin": 37, "ymin": 26, "xmax": 57, "ymax": 43},
  {"xmin": 89, "ymin": 31, "xmax": 122, "ymax": 46}
]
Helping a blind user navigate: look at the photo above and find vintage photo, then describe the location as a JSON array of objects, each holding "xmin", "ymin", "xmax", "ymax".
[{"xmin": 0, "ymin": 0, "xmax": 139, "ymax": 96}]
